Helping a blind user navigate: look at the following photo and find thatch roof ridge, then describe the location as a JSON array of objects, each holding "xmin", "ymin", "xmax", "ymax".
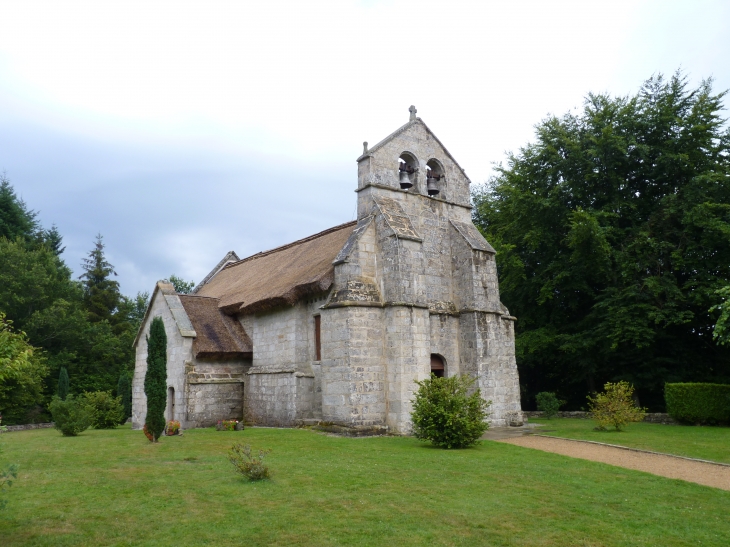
[
  {"xmin": 196, "ymin": 220, "xmax": 357, "ymax": 314},
  {"xmin": 223, "ymin": 220, "xmax": 358, "ymax": 270},
  {"xmin": 192, "ymin": 250, "xmax": 240, "ymax": 294}
]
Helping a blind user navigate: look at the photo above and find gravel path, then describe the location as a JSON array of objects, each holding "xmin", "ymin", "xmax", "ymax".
[{"xmin": 499, "ymin": 435, "xmax": 730, "ymax": 491}]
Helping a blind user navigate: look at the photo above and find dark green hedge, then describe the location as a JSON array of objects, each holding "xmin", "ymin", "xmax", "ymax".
[{"xmin": 664, "ymin": 383, "xmax": 730, "ymax": 424}]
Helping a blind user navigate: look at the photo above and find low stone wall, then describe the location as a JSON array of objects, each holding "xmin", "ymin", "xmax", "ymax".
[
  {"xmin": 1, "ymin": 422, "xmax": 55, "ymax": 433},
  {"xmin": 523, "ymin": 411, "xmax": 675, "ymax": 424}
]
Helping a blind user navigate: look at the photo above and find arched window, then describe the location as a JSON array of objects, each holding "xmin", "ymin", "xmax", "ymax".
[
  {"xmin": 398, "ymin": 152, "xmax": 418, "ymax": 190},
  {"xmin": 430, "ymin": 354, "xmax": 446, "ymax": 378},
  {"xmin": 426, "ymin": 159, "xmax": 445, "ymax": 196}
]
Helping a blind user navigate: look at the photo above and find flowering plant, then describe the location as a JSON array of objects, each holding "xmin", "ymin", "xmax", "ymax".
[
  {"xmin": 216, "ymin": 420, "xmax": 238, "ymax": 431},
  {"xmin": 143, "ymin": 423, "xmax": 154, "ymax": 442},
  {"xmin": 166, "ymin": 420, "xmax": 181, "ymax": 435}
]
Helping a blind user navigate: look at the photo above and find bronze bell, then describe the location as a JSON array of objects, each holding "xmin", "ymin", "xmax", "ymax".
[
  {"xmin": 399, "ymin": 169, "xmax": 413, "ymax": 189},
  {"xmin": 427, "ymin": 176, "xmax": 440, "ymax": 196}
]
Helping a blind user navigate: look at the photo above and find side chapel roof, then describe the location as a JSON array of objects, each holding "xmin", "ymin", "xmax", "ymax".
[
  {"xmin": 132, "ymin": 281, "xmax": 251, "ymax": 357},
  {"xmin": 195, "ymin": 221, "xmax": 357, "ymax": 314},
  {"xmin": 178, "ymin": 295, "xmax": 252, "ymax": 358}
]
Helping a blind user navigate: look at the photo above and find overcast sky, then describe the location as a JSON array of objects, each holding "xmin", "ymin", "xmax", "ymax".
[{"xmin": 1, "ymin": 0, "xmax": 728, "ymax": 297}]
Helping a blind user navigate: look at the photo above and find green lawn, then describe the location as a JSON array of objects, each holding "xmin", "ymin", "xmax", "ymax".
[
  {"xmin": 0, "ymin": 425, "xmax": 728, "ymax": 546},
  {"xmin": 530, "ymin": 418, "xmax": 730, "ymax": 463}
]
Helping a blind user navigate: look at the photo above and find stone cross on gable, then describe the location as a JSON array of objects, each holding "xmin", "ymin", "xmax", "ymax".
[{"xmin": 409, "ymin": 105, "xmax": 417, "ymax": 121}]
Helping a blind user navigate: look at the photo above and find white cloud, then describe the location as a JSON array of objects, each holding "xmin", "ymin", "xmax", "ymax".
[{"xmin": 0, "ymin": 0, "xmax": 727, "ymax": 294}]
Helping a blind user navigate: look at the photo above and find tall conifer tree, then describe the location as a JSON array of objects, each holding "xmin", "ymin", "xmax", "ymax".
[
  {"xmin": 144, "ymin": 317, "xmax": 167, "ymax": 441},
  {"xmin": 79, "ymin": 234, "xmax": 120, "ymax": 324},
  {"xmin": 57, "ymin": 367, "xmax": 69, "ymax": 400},
  {"xmin": 117, "ymin": 373, "xmax": 132, "ymax": 422}
]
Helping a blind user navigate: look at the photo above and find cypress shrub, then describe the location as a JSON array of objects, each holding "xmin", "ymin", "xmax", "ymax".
[
  {"xmin": 117, "ymin": 373, "xmax": 132, "ymax": 423},
  {"xmin": 57, "ymin": 367, "xmax": 69, "ymax": 401},
  {"xmin": 144, "ymin": 317, "xmax": 167, "ymax": 442},
  {"xmin": 665, "ymin": 383, "xmax": 730, "ymax": 425}
]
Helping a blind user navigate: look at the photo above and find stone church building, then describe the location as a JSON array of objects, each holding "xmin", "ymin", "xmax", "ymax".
[{"xmin": 132, "ymin": 108, "xmax": 523, "ymax": 434}]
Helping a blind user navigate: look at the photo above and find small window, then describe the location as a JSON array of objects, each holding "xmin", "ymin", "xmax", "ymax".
[
  {"xmin": 431, "ymin": 354, "xmax": 445, "ymax": 378},
  {"xmin": 314, "ymin": 315, "xmax": 321, "ymax": 361}
]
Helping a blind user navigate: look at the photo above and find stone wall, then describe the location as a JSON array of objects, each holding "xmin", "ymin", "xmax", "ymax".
[
  {"xmin": 132, "ymin": 286, "xmax": 194, "ymax": 430},
  {"xmin": 356, "ymin": 118, "xmax": 472, "ymax": 207},
  {"xmin": 185, "ymin": 358, "xmax": 249, "ymax": 428},
  {"xmin": 244, "ymin": 370, "xmax": 314, "ymax": 426},
  {"xmin": 429, "ymin": 313, "xmax": 461, "ymax": 377},
  {"xmin": 1, "ymin": 422, "xmax": 54, "ymax": 433},
  {"xmin": 241, "ymin": 295, "xmax": 326, "ymax": 426},
  {"xmin": 320, "ymin": 305, "xmax": 386, "ymax": 427},
  {"xmin": 523, "ymin": 411, "xmax": 676, "ymax": 424}
]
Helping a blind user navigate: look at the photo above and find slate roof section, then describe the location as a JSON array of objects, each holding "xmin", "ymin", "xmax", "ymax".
[
  {"xmin": 450, "ymin": 220, "xmax": 496, "ymax": 254},
  {"xmin": 372, "ymin": 196, "xmax": 422, "ymax": 241},
  {"xmin": 333, "ymin": 215, "xmax": 374, "ymax": 265},
  {"xmin": 178, "ymin": 295, "xmax": 252, "ymax": 358},
  {"xmin": 196, "ymin": 221, "xmax": 357, "ymax": 314}
]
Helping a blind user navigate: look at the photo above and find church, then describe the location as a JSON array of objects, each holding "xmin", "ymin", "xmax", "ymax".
[{"xmin": 131, "ymin": 107, "xmax": 524, "ymax": 434}]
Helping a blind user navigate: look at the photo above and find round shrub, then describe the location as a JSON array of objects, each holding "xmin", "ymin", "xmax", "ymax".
[
  {"xmin": 83, "ymin": 391, "xmax": 125, "ymax": 429},
  {"xmin": 411, "ymin": 375, "xmax": 490, "ymax": 449},
  {"xmin": 48, "ymin": 395, "xmax": 93, "ymax": 436},
  {"xmin": 587, "ymin": 381, "xmax": 646, "ymax": 431},
  {"xmin": 535, "ymin": 391, "xmax": 564, "ymax": 419}
]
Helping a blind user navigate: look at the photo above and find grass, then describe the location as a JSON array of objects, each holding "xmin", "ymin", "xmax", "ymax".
[
  {"xmin": 0, "ymin": 425, "xmax": 728, "ymax": 546},
  {"xmin": 530, "ymin": 418, "xmax": 730, "ymax": 463}
]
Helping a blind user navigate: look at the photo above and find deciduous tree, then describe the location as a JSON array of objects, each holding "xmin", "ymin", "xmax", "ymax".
[
  {"xmin": 473, "ymin": 72, "xmax": 730, "ymax": 410},
  {"xmin": 0, "ymin": 313, "xmax": 48, "ymax": 424}
]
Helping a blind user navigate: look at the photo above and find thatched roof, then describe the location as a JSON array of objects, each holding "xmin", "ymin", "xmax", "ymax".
[
  {"xmin": 179, "ymin": 295, "xmax": 252, "ymax": 358},
  {"xmin": 196, "ymin": 221, "xmax": 357, "ymax": 314}
]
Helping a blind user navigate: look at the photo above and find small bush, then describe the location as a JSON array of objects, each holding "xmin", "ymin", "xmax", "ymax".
[
  {"xmin": 665, "ymin": 383, "xmax": 730, "ymax": 425},
  {"xmin": 411, "ymin": 375, "xmax": 490, "ymax": 449},
  {"xmin": 535, "ymin": 392, "xmax": 564, "ymax": 419},
  {"xmin": 0, "ymin": 417, "xmax": 18, "ymax": 510},
  {"xmin": 228, "ymin": 444, "xmax": 271, "ymax": 481},
  {"xmin": 48, "ymin": 395, "xmax": 93, "ymax": 436},
  {"xmin": 216, "ymin": 420, "xmax": 238, "ymax": 431},
  {"xmin": 587, "ymin": 381, "xmax": 646, "ymax": 431},
  {"xmin": 83, "ymin": 391, "xmax": 125, "ymax": 429}
]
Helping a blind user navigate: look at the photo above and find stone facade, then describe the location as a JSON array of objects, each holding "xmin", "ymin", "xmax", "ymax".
[
  {"xmin": 132, "ymin": 283, "xmax": 250, "ymax": 430},
  {"xmin": 132, "ymin": 109, "xmax": 523, "ymax": 433}
]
